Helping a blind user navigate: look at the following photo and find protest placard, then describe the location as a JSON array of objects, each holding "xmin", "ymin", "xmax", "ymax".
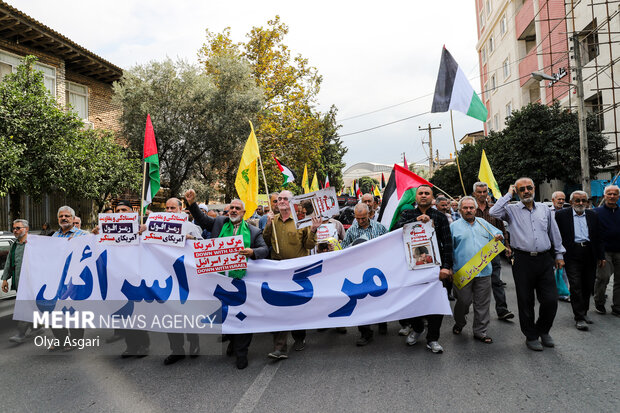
[
  {"xmin": 402, "ymin": 221, "xmax": 442, "ymax": 270},
  {"xmin": 96, "ymin": 213, "xmax": 140, "ymax": 245},
  {"xmin": 192, "ymin": 235, "xmax": 246, "ymax": 274},
  {"xmin": 141, "ymin": 212, "xmax": 187, "ymax": 247},
  {"xmin": 290, "ymin": 187, "xmax": 340, "ymax": 229},
  {"xmin": 257, "ymin": 194, "xmax": 270, "ymax": 208},
  {"xmin": 453, "ymin": 239, "xmax": 505, "ymax": 289}
]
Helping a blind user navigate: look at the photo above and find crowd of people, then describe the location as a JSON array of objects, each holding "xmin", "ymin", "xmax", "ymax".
[{"xmin": 2, "ymin": 178, "xmax": 619, "ymax": 369}]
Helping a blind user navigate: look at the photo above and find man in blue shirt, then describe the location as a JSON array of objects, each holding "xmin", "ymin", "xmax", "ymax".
[
  {"xmin": 490, "ymin": 178, "xmax": 565, "ymax": 351},
  {"xmin": 593, "ymin": 185, "xmax": 620, "ymax": 316},
  {"xmin": 50, "ymin": 206, "xmax": 88, "ymax": 351},
  {"xmin": 451, "ymin": 197, "xmax": 502, "ymax": 343}
]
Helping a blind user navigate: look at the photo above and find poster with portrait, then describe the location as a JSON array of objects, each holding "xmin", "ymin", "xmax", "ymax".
[
  {"xmin": 402, "ymin": 221, "xmax": 441, "ymax": 270},
  {"xmin": 290, "ymin": 188, "xmax": 340, "ymax": 229}
]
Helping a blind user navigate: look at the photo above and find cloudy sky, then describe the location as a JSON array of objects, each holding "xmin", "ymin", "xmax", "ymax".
[{"xmin": 10, "ymin": 0, "xmax": 484, "ymax": 170}]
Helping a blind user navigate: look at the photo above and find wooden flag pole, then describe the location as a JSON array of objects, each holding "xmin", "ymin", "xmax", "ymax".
[
  {"xmin": 139, "ymin": 161, "xmax": 147, "ymax": 221},
  {"xmin": 258, "ymin": 152, "xmax": 279, "ymax": 254},
  {"xmin": 432, "ymin": 184, "xmax": 456, "ymax": 201},
  {"xmin": 450, "ymin": 110, "xmax": 468, "ymax": 196}
]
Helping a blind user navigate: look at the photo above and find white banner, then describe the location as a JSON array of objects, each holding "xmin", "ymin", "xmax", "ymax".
[
  {"xmin": 290, "ymin": 188, "xmax": 340, "ymax": 229},
  {"xmin": 141, "ymin": 212, "xmax": 188, "ymax": 247},
  {"xmin": 15, "ymin": 231, "xmax": 451, "ymax": 334},
  {"xmin": 97, "ymin": 212, "xmax": 139, "ymax": 246}
]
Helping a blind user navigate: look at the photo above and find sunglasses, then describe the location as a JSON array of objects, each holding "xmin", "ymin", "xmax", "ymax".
[
  {"xmin": 517, "ymin": 185, "xmax": 534, "ymax": 192},
  {"xmin": 12, "ymin": 227, "xmax": 25, "ymax": 231}
]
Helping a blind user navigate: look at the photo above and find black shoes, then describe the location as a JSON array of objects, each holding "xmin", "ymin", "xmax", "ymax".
[
  {"xmin": 163, "ymin": 354, "xmax": 185, "ymax": 365},
  {"xmin": 236, "ymin": 356, "xmax": 248, "ymax": 370},
  {"xmin": 540, "ymin": 334, "xmax": 555, "ymax": 348},
  {"xmin": 356, "ymin": 336, "xmax": 373, "ymax": 347},
  {"xmin": 525, "ymin": 340, "xmax": 543, "ymax": 351},
  {"xmin": 498, "ymin": 311, "xmax": 515, "ymax": 321}
]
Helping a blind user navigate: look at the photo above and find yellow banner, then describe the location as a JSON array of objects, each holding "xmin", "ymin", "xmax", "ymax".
[{"xmin": 453, "ymin": 239, "xmax": 505, "ymax": 289}]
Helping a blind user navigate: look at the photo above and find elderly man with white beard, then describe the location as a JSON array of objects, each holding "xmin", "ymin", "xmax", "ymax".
[
  {"xmin": 186, "ymin": 189, "xmax": 269, "ymax": 369},
  {"xmin": 554, "ymin": 191, "xmax": 605, "ymax": 331}
]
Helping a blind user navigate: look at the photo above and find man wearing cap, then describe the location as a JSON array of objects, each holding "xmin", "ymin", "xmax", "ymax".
[{"xmin": 186, "ymin": 189, "xmax": 269, "ymax": 369}]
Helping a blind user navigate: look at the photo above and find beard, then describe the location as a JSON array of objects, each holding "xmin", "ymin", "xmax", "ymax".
[
  {"xmin": 521, "ymin": 196, "xmax": 534, "ymax": 203},
  {"xmin": 229, "ymin": 215, "xmax": 242, "ymax": 224},
  {"xmin": 573, "ymin": 205, "xmax": 586, "ymax": 214}
]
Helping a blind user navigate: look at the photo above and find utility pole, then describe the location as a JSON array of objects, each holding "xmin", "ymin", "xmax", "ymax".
[
  {"xmin": 572, "ymin": 33, "xmax": 591, "ymax": 194},
  {"xmin": 420, "ymin": 123, "xmax": 442, "ymax": 175}
]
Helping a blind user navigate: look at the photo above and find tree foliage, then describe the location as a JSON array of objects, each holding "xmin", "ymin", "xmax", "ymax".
[
  {"xmin": 430, "ymin": 102, "xmax": 613, "ymax": 197},
  {"xmin": 0, "ymin": 56, "xmax": 140, "ymax": 220},
  {"xmin": 358, "ymin": 176, "xmax": 379, "ymax": 194},
  {"xmin": 198, "ymin": 16, "xmax": 345, "ymax": 194},
  {"xmin": 114, "ymin": 57, "xmax": 263, "ymax": 200}
]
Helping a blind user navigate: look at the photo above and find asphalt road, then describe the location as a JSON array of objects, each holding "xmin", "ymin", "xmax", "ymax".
[{"xmin": 0, "ymin": 259, "xmax": 618, "ymax": 413}]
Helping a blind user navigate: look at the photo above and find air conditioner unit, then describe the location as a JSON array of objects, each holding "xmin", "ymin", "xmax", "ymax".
[{"xmin": 82, "ymin": 120, "xmax": 94, "ymax": 130}]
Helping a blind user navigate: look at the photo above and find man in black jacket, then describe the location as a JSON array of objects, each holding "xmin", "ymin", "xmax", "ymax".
[
  {"xmin": 393, "ymin": 185, "xmax": 454, "ymax": 354},
  {"xmin": 185, "ymin": 189, "xmax": 269, "ymax": 369},
  {"xmin": 555, "ymin": 190, "xmax": 606, "ymax": 331}
]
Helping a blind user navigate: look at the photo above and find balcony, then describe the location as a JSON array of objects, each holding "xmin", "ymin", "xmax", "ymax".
[
  {"xmin": 516, "ymin": 0, "xmax": 535, "ymax": 40},
  {"xmin": 519, "ymin": 46, "xmax": 539, "ymax": 86}
]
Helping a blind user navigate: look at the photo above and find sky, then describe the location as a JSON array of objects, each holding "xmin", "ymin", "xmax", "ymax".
[{"xmin": 9, "ymin": 0, "xmax": 484, "ymax": 170}]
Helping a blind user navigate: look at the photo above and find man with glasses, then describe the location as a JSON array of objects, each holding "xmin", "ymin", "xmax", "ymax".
[
  {"xmin": 490, "ymin": 178, "xmax": 565, "ymax": 351},
  {"xmin": 341, "ymin": 202, "xmax": 387, "ymax": 345},
  {"xmin": 2, "ymin": 220, "xmax": 41, "ymax": 343},
  {"xmin": 186, "ymin": 189, "xmax": 269, "ymax": 369},
  {"xmin": 263, "ymin": 190, "xmax": 320, "ymax": 359},
  {"xmin": 555, "ymin": 191, "xmax": 605, "ymax": 330},
  {"xmin": 593, "ymin": 185, "xmax": 620, "ymax": 316}
]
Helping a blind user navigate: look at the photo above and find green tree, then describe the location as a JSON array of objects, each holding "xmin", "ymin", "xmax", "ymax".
[
  {"xmin": 316, "ymin": 106, "xmax": 347, "ymax": 191},
  {"xmin": 198, "ymin": 16, "xmax": 345, "ymax": 194},
  {"xmin": 431, "ymin": 102, "xmax": 612, "ymax": 197},
  {"xmin": 358, "ymin": 176, "xmax": 379, "ymax": 194},
  {"xmin": 0, "ymin": 56, "xmax": 139, "ymax": 222},
  {"xmin": 113, "ymin": 57, "xmax": 263, "ymax": 201}
]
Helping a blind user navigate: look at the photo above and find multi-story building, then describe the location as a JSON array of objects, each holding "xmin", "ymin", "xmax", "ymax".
[
  {"xmin": 0, "ymin": 0, "xmax": 124, "ymax": 229},
  {"xmin": 0, "ymin": 0, "xmax": 122, "ymax": 131},
  {"xmin": 475, "ymin": 0, "xmax": 619, "ymax": 186}
]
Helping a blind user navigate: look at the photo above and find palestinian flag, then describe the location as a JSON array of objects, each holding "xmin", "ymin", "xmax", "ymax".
[
  {"xmin": 381, "ymin": 173, "xmax": 386, "ymax": 189},
  {"xmin": 325, "ymin": 174, "xmax": 330, "ymax": 188},
  {"xmin": 273, "ymin": 156, "xmax": 296, "ymax": 186},
  {"xmin": 378, "ymin": 164, "xmax": 433, "ymax": 231},
  {"xmin": 403, "ymin": 154, "xmax": 408, "ymax": 170},
  {"xmin": 431, "ymin": 46, "xmax": 488, "ymax": 122},
  {"xmin": 142, "ymin": 114, "xmax": 160, "ymax": 213}
]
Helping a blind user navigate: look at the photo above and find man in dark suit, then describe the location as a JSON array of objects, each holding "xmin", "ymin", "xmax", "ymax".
[
  {"xmin": 185, "ymin": 189, "xmax": 269, "ymax": 369},
  {"xmin": 555, "ymin": 190, "xmax": 606, "ymax": 331}
]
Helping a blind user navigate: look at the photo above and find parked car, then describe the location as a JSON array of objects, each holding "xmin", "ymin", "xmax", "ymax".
[{"xmin": 0, "ymin": 231, "xmax": 16, "ymax": 300}]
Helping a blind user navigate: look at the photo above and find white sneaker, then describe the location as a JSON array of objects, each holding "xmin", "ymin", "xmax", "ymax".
[
  {"xmin": 426, "ymin": 341, "xmax": 444, "ymax": 353},
  {"xmin": 9, "ymin": 335, "xmax": 26, "ymax": 344},
  {"xmin": 406, "ymin": 330, "xmax": 423, "ymax": 346},
  {"xmin": 398, "ymin": 325, "xmax": 413, "ymax": 336}
]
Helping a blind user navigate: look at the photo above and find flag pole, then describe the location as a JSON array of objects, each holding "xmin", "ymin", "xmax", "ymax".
[
  {"xmin": 450, "ymin": 110, "xmax": 468, "ymax": 196},
  {"xmin": 258, "ymin": 149, "xmax": 279, "ymax": 254},
  {"xmin": 139, "ymin": 161, "xmax": 147, "ymax": 221},
  {"xmin": 432, "ymin": 184, "xmax": 456, "ymax": 201}
]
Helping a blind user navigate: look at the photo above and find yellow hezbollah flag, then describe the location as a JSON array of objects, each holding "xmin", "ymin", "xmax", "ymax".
[
  {"xmin": 302, "ymin": 164, "xmax": 310, "ymax": 193},
  {"xmin": 478, "ymin": 149, "xmax": 502, "ymax": 200},
  {"xmin": 373, "ymin": 185, "xmax": 381, "ymax": 197},
  {"xmin": 310, "ymin": 172, "xmax": 319, "ymax": 192},
  {"xmin": 453, "ymin": 239, "xmax": 505, "ymax": 289},
  {"xmin": 235, "ymin": 121, "xmax": 260, "ymax": 220}
]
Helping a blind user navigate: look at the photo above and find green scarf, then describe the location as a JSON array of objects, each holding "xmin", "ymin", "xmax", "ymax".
[{"xmin": 218, "ymin": 219, "xmax": 251, "ymax": 279}]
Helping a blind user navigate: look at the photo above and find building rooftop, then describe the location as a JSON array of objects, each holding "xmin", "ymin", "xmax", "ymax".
[{"xmin": 0, "ymin": 1, "xmax": 122, "ymax": 83}]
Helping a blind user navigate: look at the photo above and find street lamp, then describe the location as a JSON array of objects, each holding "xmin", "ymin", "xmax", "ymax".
[{"xmin": 530, "ymin": 44, "xmax": 590, "ymax": 194}]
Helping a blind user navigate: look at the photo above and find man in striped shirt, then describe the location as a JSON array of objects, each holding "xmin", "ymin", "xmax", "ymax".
[
  {"xmin": 341, "ymin": 203, "xmax": 387, "ymax": 249},
  {"xmin": 49, "ymin": 206, "xmax": 88, "ymax": 351},
  {"xmin": 342, "ymin": 203, "xmax": 388, "ymax": 345}
]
